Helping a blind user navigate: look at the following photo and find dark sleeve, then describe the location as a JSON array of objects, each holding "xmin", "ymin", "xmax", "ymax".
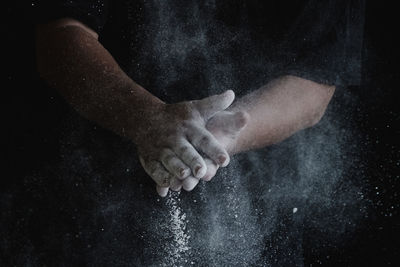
[
  {"xmin": 33, "ymin": 0, "xmax": 109, "ymax": 33},
  {"xmin": 272, "ymin": 0, "xmax": 365, "ymax": 87}
]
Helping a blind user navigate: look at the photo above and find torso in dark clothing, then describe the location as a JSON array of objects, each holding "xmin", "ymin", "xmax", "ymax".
[
  {"xmin": 2, "ymin": 1, "xmax": 365, "ymax": 266},
  {"xmin": 98, "ymin": 0, "xmax": 363, "ymax": 103}
]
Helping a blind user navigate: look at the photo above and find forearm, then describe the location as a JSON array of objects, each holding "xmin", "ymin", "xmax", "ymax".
[
  {"xmin": 229, "ymin": 75, "xmax": 335, "ymax": 154},
  {"xmin": 36, "ymin": 19, "xmax": 163, "ymax": 143}
]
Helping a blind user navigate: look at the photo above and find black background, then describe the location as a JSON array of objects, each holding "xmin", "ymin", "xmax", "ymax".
[{"xmin": 2, "ymin": 1, "xmax": 399, "ymax": 266}]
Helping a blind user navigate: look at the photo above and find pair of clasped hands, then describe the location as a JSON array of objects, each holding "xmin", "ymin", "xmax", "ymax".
[{"xmin": 136, "ymin": 90, "xmax": 249, "ymax": 197}]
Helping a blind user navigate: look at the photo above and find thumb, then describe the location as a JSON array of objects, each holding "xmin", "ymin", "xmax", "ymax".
[
  {"xmin": 193, "ymin": 90, "xmax": 235, "ymax": 120},
  {"xmin": 207, "ymin": 110, "xmax": 249, "ymax": 135}
]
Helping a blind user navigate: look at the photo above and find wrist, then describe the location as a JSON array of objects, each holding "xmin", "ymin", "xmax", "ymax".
[{"xmin": 122, "ymin": 84, "xmax": 166, "ymax": 143}]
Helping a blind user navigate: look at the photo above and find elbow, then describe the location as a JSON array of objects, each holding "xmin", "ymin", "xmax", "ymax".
[
  {"xmin": 308, "ymin": 106, "xmax": 328, "ymax": 127},
  {"xmin": 306, "ymin": 86, "xmax": 335, "ymax": 128}
]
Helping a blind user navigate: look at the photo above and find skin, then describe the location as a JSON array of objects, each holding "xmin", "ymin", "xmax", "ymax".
[
  {"xmin": 170, "ymin": 76, "xmax": 335, "ymax": 193},
  {"xmin": 36, "ymin": 18, "xmax": 335, "ymax": 197},
  {"xmin": 137, "ymin": 90, "xmax": 238, "ymax": 188},
  {"xmin": 36, "ymin": 19, "xmax": 232, "ymax": 188}
]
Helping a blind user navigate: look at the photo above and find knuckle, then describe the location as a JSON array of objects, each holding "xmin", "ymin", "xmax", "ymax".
[
  {"xmin": 167, "ymin": 132, "xmax": 184, "ymax": 144},
  {"xmin": 159, "ymin": 176, "xmax": 171, "ymax": 186},
  {"xmin": 190, "ymin": 156, "xmax": 201, "ymax": 165},
  {"xmin": 150, "ymin": 168, "xmax": 160, "ymax": 177},
  {"xmin": 146, "ymin": 164, "xmax": 158, "ymax": 174},
  {"xmin": 163, "ymin": 154, "xmax": 175, "ymax": 164},
  {"xmin": 167, "ymin": 136, "xmax": 182, "ymax": 148},
  {"xmin": 199, "ymin": 135, "xmax": 210, "ymax": 147},
  {"xmin": 181, "ymin": 120, "xmax": 193, "ymax": 129},
  {"xmin": 178, "ymin": 145, "xmax": 190, "ymax": 155}
]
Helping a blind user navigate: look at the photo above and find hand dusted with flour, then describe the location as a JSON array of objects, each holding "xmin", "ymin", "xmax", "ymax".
[
  {"xmin": 137, "ymin": 90, "xmax": 235, "ymax": 196},
  {"xmin": 36, "ymin": 17, "xmax": 236, "ymax": 197}
]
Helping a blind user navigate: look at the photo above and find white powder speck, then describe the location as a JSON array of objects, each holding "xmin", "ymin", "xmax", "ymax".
[
  {"xmin": 293, "ymin": 208, "xmax": 298, "ymax": 213},
  {"xmin": 164, "ymin": 192, "xmax": 190, "ymax": 266}
]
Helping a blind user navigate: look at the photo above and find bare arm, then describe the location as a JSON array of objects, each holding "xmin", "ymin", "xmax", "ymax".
[
  {"xmin": 36, "ymin": 18, "xmax": 236, "ymax": 196},
  {"xmin": 227, "ymin": 75, "xmax": 335, "ymax": 155},
  {"xmin": 35, "ymin": 18, "xmax": 164, "ymax": 142},
  {"xmin": 176, "ymin": 76, "xmax": 335, "ymax": 186}
]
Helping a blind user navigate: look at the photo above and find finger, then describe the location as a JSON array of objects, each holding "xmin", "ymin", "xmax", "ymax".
[
  {"xmin": 193, "ymin": 90, "xmax": 235, "ymax": 120},
  {"xmin": 202, "ymin": 158, "xmax": 219, "ymax": 181},
  {"xmin": 170, "ymin": 177, "xmax": 183, "ymax": 191},
  {"xmin": 160, "ymin": 148, "xmax": 191, "ymax": 180},
  {"xmin": 173, "ymin": 139, "xmax": 207, "ymax": 179},
  {"xmin": 156, "ymin": 185, "xmax": 169, "ymax": 197},
  {"xmin": 182, "ymin": 176, "xmax": 200, "ymax": 191},
  {"xmin": 139, "ymin": 156, "xmax": 173, "ymax": 187},
  {"xmin": 187, "ymin": 125, "xmax": 230, "ymax": 167},
  {"xmin": 182, "ymin": 158, "xmax": 219, "ymax": 192}
]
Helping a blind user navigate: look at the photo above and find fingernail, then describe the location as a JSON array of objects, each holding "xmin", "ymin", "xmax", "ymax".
[
  {"xmin": 194, "ymin": 165, "xmax": 202, "ymax": 176},
  {"xmin": 179, "ymin": 168, "xmax": 188, "ymax": 178},
  {"xmin": 162, "ymin": 177, "xmax": 170, "ymax": 186},
  {"xmin": 218, "ymin": 154, "xmax": 227, "ymax": 165}
]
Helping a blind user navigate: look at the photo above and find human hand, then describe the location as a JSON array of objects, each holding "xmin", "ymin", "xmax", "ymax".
[
  {"xmin": 169, "ymin": 110, "xmax": 249, "ymax": 192},
  {"xmin": 135, "ymin": 90, "xmax": 236, "ymax": 196}
]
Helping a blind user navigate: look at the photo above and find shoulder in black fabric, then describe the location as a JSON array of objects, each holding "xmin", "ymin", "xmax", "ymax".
[{"xmin": 32, "ymin": 0, "xmax": 109, "ymax": 33}]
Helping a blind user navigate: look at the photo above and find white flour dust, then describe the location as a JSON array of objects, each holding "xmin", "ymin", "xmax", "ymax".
[{"xmin": 163, "ymin": 192, "xmax": 191, "ymax": 266}]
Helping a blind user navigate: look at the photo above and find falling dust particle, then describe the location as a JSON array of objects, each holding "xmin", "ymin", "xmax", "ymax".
[
  {"xmin": 293, "ymin": 207, "xmax": 298, "ymax": 213},
  {"xmin": 164, "ymin": 192, "xmax": 191, "ymax": 266}
]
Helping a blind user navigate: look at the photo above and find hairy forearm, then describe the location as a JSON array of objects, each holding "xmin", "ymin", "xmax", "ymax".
[
  {"xmin": 229, "ymin": 75, "xmax": 335, "ymax": 154},
  {"xmin": 36, "ymin": 19, "xmax": 163, "ymax": 143}
]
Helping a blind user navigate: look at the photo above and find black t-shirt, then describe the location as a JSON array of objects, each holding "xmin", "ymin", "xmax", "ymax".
[
  {"xmin": 33, "ymin": 0, "xmax": 364, "ymax": 102},
  {"xmin": 5, "ymin": 1, "xmax": 365, "ymax": 266}
]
